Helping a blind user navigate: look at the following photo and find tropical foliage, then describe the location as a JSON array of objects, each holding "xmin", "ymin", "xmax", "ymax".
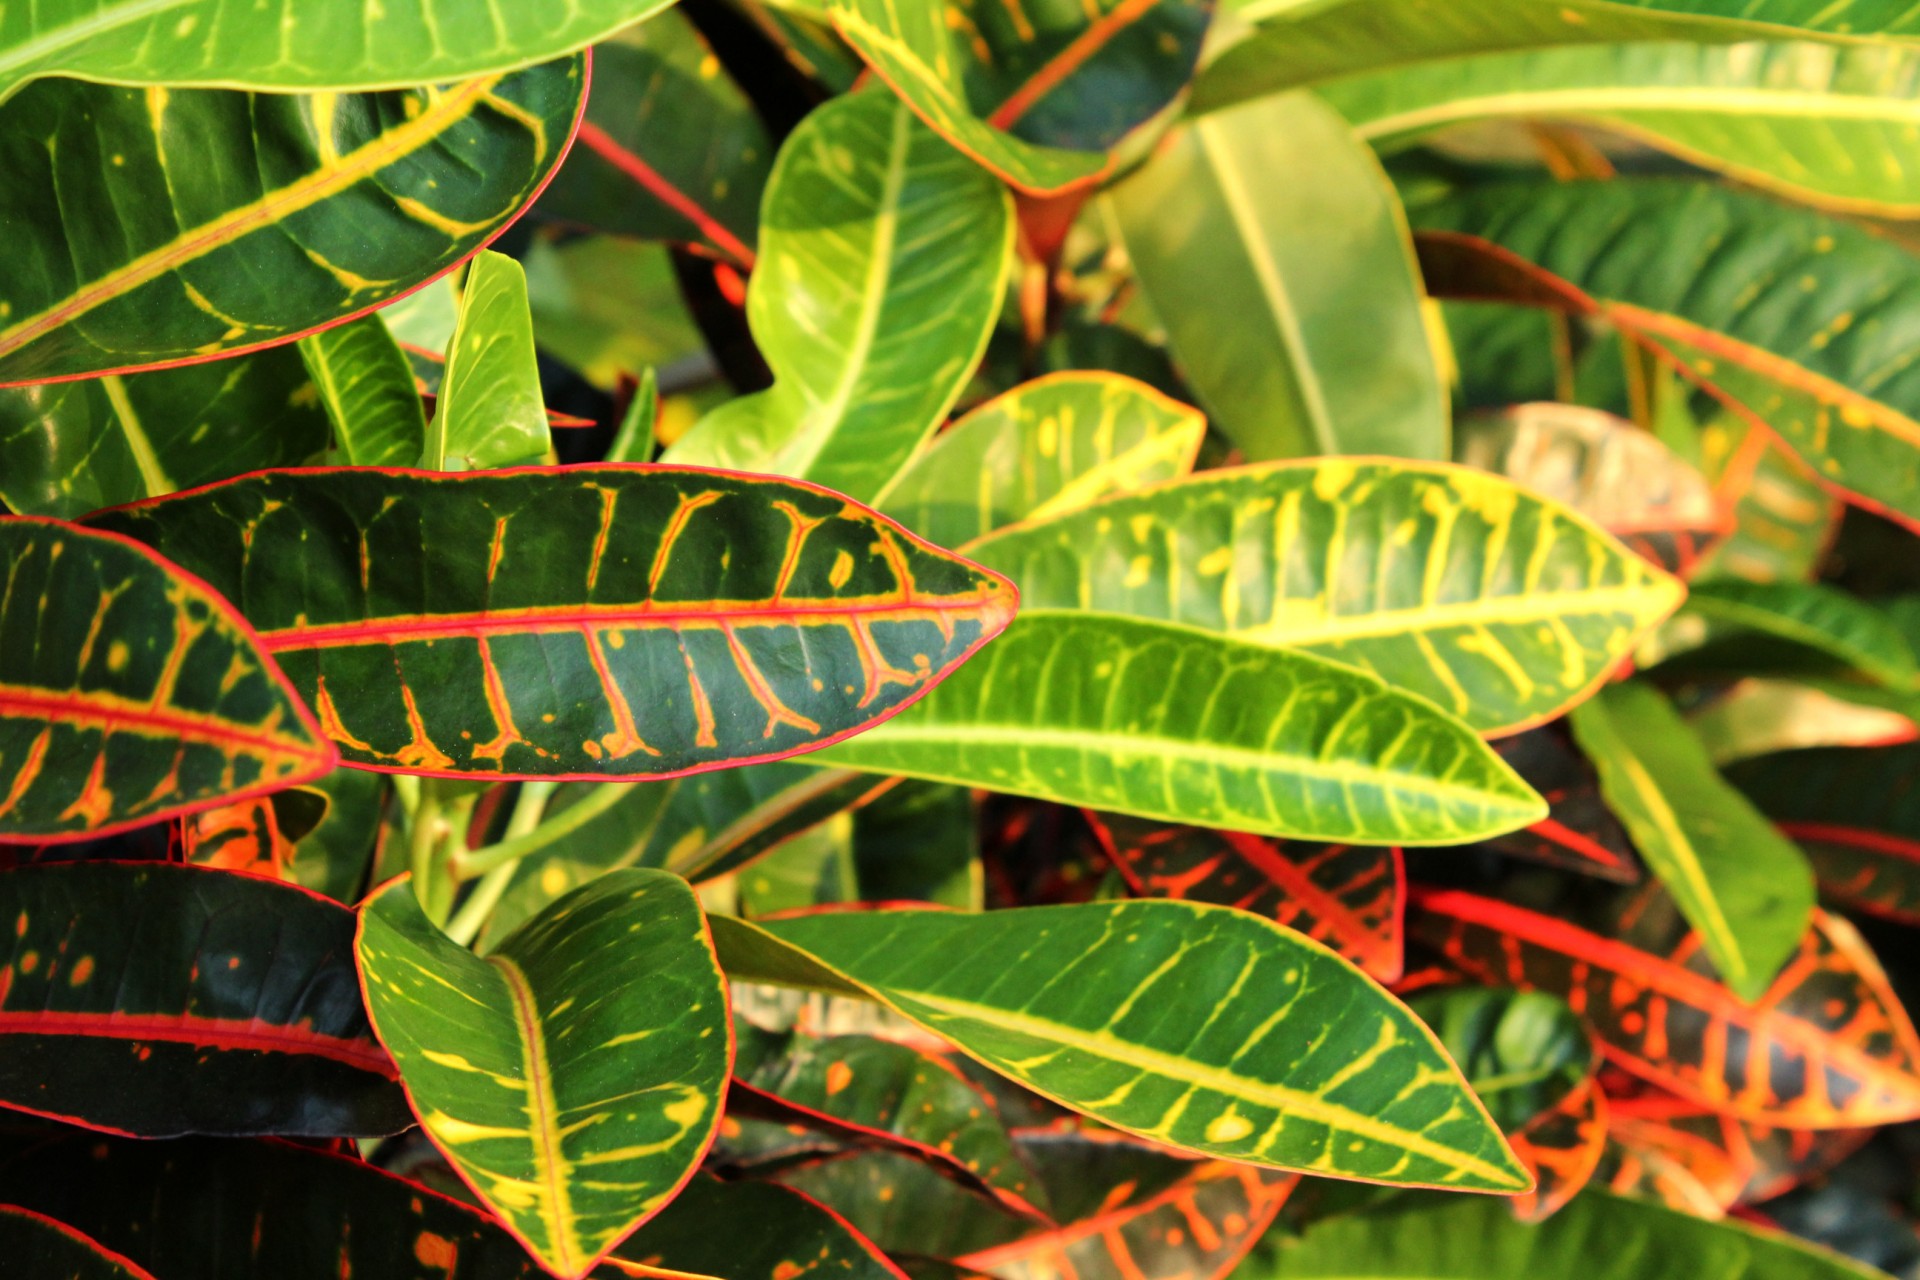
[{"xmin": 7, "ymin": 1, "xmax": 1920, "ymax": 1278}]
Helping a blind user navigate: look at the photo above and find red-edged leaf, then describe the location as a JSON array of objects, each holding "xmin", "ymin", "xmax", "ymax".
[
  {"xmin": 1086, "ymin": 812, "xmax": 1404, "ymax": 982},
  {"xmin": 1411, "ymin": 887, "xmax": 1920, "ymax": 1127},
  {"xmin": 0, "ymin": 1205, "xmax": 157, "ymax": 1280},
  {"xmin": 1603, "ymin": 1087, "xmax": 1875, "ymax": 1206},
  {"xmin": 1509, "ymin": 1073, "xmax": 1608, "ymax": 1223},
  {"xmin": 1483, "ymin": 727, "xmax": 1643, "ymax": 884},
  {"xmin": 1593, "ymin": 1135, "xmax": 1728, "ymax": 1218},
  {"xmin": 1607, "ymin": 1110, "xmax": 1749, "ymax": 1213}
]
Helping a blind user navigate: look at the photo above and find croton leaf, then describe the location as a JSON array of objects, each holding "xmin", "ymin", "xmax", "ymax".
[
  {"xmin": 1606, "ymin": 1091, "xmax": 1873, "ymax": 1204},
  {"xmin": 1568, "ymin": 681, "xmax": 1815, "ymax": 1001},
  {"xmin": 1508, "ymin": 1075, "xmax": 1607, "ymax": 1224},
  {"xmin": 1109, "ymin": 93, "xmax": 1448, "ymax": 463},
  {"xmin": 1693, "ymin": 411, "xmax": 1841, "ymax": 584},
  {"xmin": 1605, "ymin": 1110, "xmax": 1749, "ymax": 1216},
  {"xmin": 1086, "ymin": 811, "xmax": 1404, "ymax": 982},
  {"xmin": 0, "ymin": 1206, "xmax": 154, "ymax": 1280},
  {"xmin": 613, "ymin": 1174, "xmax": 906, "ymax": 1280},
  {"xmin": 1672, "ymin": 580, "xmax": 1920, "ymax": 688},
  {"xmin": 286, "ymin": 768, "xmax": 388, "ymax": 905},
  {"xmin": 811, "ymin": 612, "xmax": 1546, "ymax": 845},
  {"xmin": 0, "ymin": 861, "xmax": 406, "ymax": 1136},
  {"xmin": 965, "ymin": 460, "xmax": 1683, "ymax": 734},
  {"xmin": 0, "ymin": 61, "xmax": 585, "ymax": 385},
  {"xmin": 827, "ymin": 0, "xmax": 1211, "ymax": 193},
  {"xmin": 1412, "ymin": 177, "xmax": 1920, "ymax": 530},
  {"xmin": 298, "ymin": 315, "xmax": 428, "ymax": 468},
  {"xmin": 427, "ymin": 251, "xmax": 551, "ymax": 471},
  {"xmin": 1413, "ymin": 887, "xmax": 1920, "ymax": 1126},
  {"xmin": 713, "ymin": 900, "xmax": 1532, "ymax": 1190},
  {"xmin": 0, "ymin": 518, "xmax": 334, "ymax": 842},
  {"xmin": 666, "ymin": 93, "xmax": 1012, "ymax": 507},
  {"xmin": 1454, "ymin": 403, "xmax": 1726, "ymax": 578},
  {"xmin": 83, "ymin": 466, "xmax": 1018, "ymax": 780},
  {"xmin": 1483, "ymin": 727, "xmax": 1642, "ymax": 884},
  {"xmin": 0, "ymin": 348, "xmax": 329, "ymax": 519},
  {"xmin": 182, "ymin": 795, "xmax": 298, "ymax": 881},
  {"xmin": 356, "ymin": 869, "xmax": 731, "ymax": 1278},
  {"xmin": 881, "ymin": 372, "xmax": 1206, "ymax": 550}
]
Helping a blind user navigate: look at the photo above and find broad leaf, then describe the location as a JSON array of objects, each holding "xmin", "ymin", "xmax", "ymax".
[
  {"xmin": 299, "ymin": 315, "xmax": 428, "ymax": 468},
  {"xmin": 0, "ymin": 349, "xmax": 327, "ymax": 518},
  {"xmin": 1484, "ymin": 727, "xmax": 1642, "ymax": 884},
  {"xmin": 810, "ymin": 613, "xmax": 1547, "ymax": 845},
  {"xmin": 84, "ymin": 467, "xmax": 1017, "ymax": 779},
  {"xmin": 1109, "ymin": 93, "xmax": 1448, "ymax": 462},
  {"xmin": 0, "ymin": 861, "xmax": 406, "ymax": 1136},
  {"xmin": 965, "ymin": 461, "xmax": 1684, "ymax": 734},
  {"xmin": 1674, "ymin": 581, "xmax": 1919, "ymax": 687},
  {"xmin": 0, "ymin": 62, "xmax": 585, "ymax": 385},
  {"xmin": 1568, "ymin": 682, "xmax": 1814, "ymax": 1000},
  {"xmin": 713, "ymin": 901, "xmax": 1532, "ymax": 1190},
  {"xmin": 882, "ymin": 372, "xmax": 1206, "ymax": 550},
  {"xmin": 0, "ymin": 1207, "xmax": 153, "ymax": 1280},
  {"xmin": 614, "ymin": 1174, "xmax": 906, "ymax": 1280},
  {"xmin": 357, "ymin": 869, "xmax": 731, "ymax": 1277},
  {"xmin": 667, "ymin": 93, "xmax": 1011, "ymax": 506},
  {"xmin": 828, "ymin": 0, "xmax": 1211, "ymax": 193},
  {"xmin": 851, "ymin": 780, "xmax": 982, "ymax": 908},
  {"xmin": 0, "ymin": 519, "xmax": 333, "ymax": 841},
  {"xmin": 1413, "ymin": 887, "xmax": 1920, "ymax": 1126},
  {"xmin": 427, "ymin": 251, "xmax": 550, "ymax": 471},
  {"xmin": 1087, "ymin": 811, "xmax": 1404, "ymax": 981}
]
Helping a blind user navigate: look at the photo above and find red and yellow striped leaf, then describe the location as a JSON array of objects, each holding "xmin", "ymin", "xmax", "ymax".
[
  {"xmin": 1605, "ymin": 1089, "xmax": 1874, "ymax": 1205},
  {"xmin": 1592, "ymin": 1136, "xmax": 1728, "ymax": 1219},
  {"xmin": 1412, "ymin": 888, "xmax": 1920, "ymax": 1127},
  {"xmin": 1085, "ymin": 811, "xmax": 1404, "ymax": 982},
  {"xmin": 1508, "ymin": 1073, "xmax": 1608, "ymax": 1223},
  {"xmin": 1606, "ymin": 1110, "xmax": 1749, "ymax": 1215},
  {"xmin": 181, "ymin": 796, "xmax": 296, "ymax": 881},
  {"xmin": 0, "ymin": 518, "xmax": 334, "ymax": 843},
  {"xmin": 84, "ymin": 466, "xmax": 1018, "ymax": 780}
]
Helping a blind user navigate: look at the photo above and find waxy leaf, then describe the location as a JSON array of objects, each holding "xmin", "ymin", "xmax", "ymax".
[
  {"xmin": 613, "ymin": 1174, "xmax": 906, "ymax": 1280},
  {"xmin": 1675, "ymin": 581, "xmax": 1920, "ymax": 688},
  {"xmin": 667, "ymin": 93, "xmax": 1013, "ymax": 506},
  {"xmin": 0, "ymin": 62, "xmax": 586, "ymax": 385},
  {"xmin": 1087, "ymin": 811, "xmax": 1404, "ymax": 981},
  {"xmin": 182, "ymin": 795, "xmax": 297, "ymax": 881},
  {"xmin": 811, "ymin": 613, "xmax": 1546, "ymax": 845},
  {"xmin": 713, "ymin": 900, "xmax": 1532, "ymax": 1189},
  {"xmin": 1483, "ymin": 727, "xmax": 1642, "ymax": 884},
  {"xmin": 828, "ymin": 0, "xmax": 1211, "ymax": 193},
  {"xmin": 0, "ymin": 861, "xmax": 406, "ymax": 1136},
  {"xmin": 1109, "ymin": 93, "xmax": 1448, "ymax": 462},
  {"xmin": 0, "ymin": 1207, "xmax": 154, "ymax": 1280},
  {"xmin": 0, "ymin": 519, "xmax": 333, "ymax": 841},
  {"xmin": 286, "ymin": 768, "xmax": 388, "ymax": 905},
  {"xmin": 0, "ymin": 349, "xmax": 328, "ymax": 519},
  {"xmin": 965, "ymin": 461, "xmax": 1684, "ymax": 734},
  {"xmin": 1694, "ymin": 412, "xmax": 1841, "ymax": 584},
  {"xmin": 1413, "ymin": 888, "xmax": 1920, "ymax": 1127},
  {"xmin": 1569, "ymin": 682, "xmax": 1814, "ymax": 1000},
  {"xmin": 357, "ymin": 869, "xmax": 731, "ymax": 1277},
  {"xmin": 882, "ymin": 372, "xmax": 1206, "ymax": 550},
  {"xmin": 84, "ymin": 466, "xmax": 1018, "ymax": 780},
  {"xmin": 299, "ymin": 314, "xmax": 428, "ymax": 468},
  {"xmin": 428, "ymin": 251, "xmax": 550, "ymax": 471}
]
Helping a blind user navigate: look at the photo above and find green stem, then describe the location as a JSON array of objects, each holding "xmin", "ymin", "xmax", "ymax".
[
  {"xmin": 406, "ymin": 783, "xmax": 443, "ymax": 908},
  {"xmin": 444, "ymin": 863, "xmax": 520, "ymax": 948},
  {"xmin": 450, "ymin": 782, "xmax": 629, "ymax": 879},
  {"xmin": 426, "ymin": 791, "xmax": 480, "ymax": 924}
]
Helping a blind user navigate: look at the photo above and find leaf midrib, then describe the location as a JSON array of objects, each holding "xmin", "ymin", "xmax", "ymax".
[
  {"xmin": 490, "ymin": 953, "xmax": 581, "ymax": 1274},
  {"xmin": 1357, "ymin": 84, "xmax": 1920, "ymax": 144}
]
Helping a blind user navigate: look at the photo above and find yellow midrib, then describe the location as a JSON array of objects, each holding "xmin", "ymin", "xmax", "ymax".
[
  {"xmin": 491, "ymin": 954, "xmax": 583, "ymax": 1273},
  {"xmin": 1239, "ymin": 581, "xmax": 1677, "ymax": 647},
  {"xmin": 1359, "ymin": 84, "xmax": 1920, "ymax": 144}
]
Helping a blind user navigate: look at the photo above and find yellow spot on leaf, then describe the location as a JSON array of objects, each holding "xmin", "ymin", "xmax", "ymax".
[{"xmin": 1206, "ymin": 1112, "xmax": 1254, "ymax": 1144}]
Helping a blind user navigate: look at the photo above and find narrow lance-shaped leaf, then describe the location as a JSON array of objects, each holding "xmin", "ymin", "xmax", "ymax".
[
  {"xmin": 0, "ymin": 861, "xmax": 408, "ymax": 1137},
  {"xmin": 1568, "ymin": 681, "xmax": 1814, "ymax": 1001},
  {"xmin": 1110, "ymin": 92, "xmax": 1449, "ymax": 462},
  {"xmin": 0, "ymin": 61, "xmax": 586, "ymax": 385},
  {"xmin": 426, "ymin": 250, "xmax": 551, "ymax": 471},
  {"xmin": 965, "ymin": 460, "xmax": 1684, "ymax": 734},
  {"xmin": 713, "ymin": 900, "xmax": 1533, "ymax": 1190},
  {"xmin": 0, "ymin": 519, "xmax": 334, "ymax": 842},
  {"xmin": 299, "ymin": 314, "xmax": 428, "ymax": 468},
  {"xmin": 812, "ymin": 612, "xmax": 1546, "ymax": 845},
  {"xmin": 0, "ymin": 1207, "xmax": 156, "ymax": 1280},
  {"xmin": 668, "ymin": 93, "xmax": 1012, "ymax": 506},
  {"xmin": 83, "ymin": 466, "xmax": 1018, "ymax": 780},
  {"xmin": 356, "ymin": 869, "xmax": 732, "ymax": 1278}
]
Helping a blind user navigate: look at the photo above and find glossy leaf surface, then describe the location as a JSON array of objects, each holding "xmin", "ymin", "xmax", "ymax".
[
  {"xmin": 428, "ymin": 251, "xmax": 550, "ymax": 471},
  {"xmin": 85, "ymin": 466, "xmax": 1018, "ymax": 780},
  {"xmin": 966, "ymin": 461, "xmax": 1683, "ymax": 734},
  {"xmin": 298, "ymin": 315, "xmax": 427, "ymax": 468},
  {"xmin": 0, "ymin": 1207, "xmax": 154, "ymax": 1280},
  {"xmin": 0, "ymin": 62, "xmax": 585, "ymax": 385},
  {"xmin": 714, "ymin": 901, "xmax": 1532, "ymax": 1189},
  {"xmin": 0, "ymin": 861, "xmax": 405, "ymax": 1136},
  {"xmin": 811, "ymin": 613, "xmax": 1546, "ymax": 845},
  {"xmin": 666, "ymin": 93, "xmax": 1012, "ymax": 506},
  {"xmin": 1110, "ymin": 93, "xmax": 1448, "ymax": 462},
  {"xmin": 357, "ymin": 869, "xmax": 730, "ymax": 1277},
  {"xmin": 613, "ymin": 1174, "xmax": 906, "ymax": 1280},
  {"xmin": 882, "ymin": 373, "xmax": 1205, "ymax": 550},
  {"xmin": 0, "ymin": 519, "xmax": 333, "ymax": 841},
  {"xmin": 1694, "ymin": 412, "xmax": 1840, "ymax": 584},
  {"xmin": 1678, "ymin": 581, "xmax": 1919, "ymax": 687}
]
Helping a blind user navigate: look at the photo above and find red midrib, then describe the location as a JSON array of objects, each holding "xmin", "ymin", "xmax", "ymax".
[{"xmin": 0, "ymin": 1011, "xmax": 396, "ymax": 1077}]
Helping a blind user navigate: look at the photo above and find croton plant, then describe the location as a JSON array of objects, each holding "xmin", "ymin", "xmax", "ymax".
[{"xmin": 14, "ymin": 0, "xmax": 1920, "ymax": 1278}]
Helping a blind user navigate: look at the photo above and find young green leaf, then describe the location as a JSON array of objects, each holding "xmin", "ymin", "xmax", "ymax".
[
  {"xmin": 606, "ymin": 369, "xmax": 660, "ymax": 465},
  {"xmin": 0, "ymin": 1207, "xmax": 155, "ymax": 1280},
  {"xmin": 426, "ymin": 251, "xmax": 551, "ymax": 471},
  {"xmin": 713, "ymin": 900, "xmax": 1532, "ymax": 1190},
  {"xmin": 356, "ymin": 869, "xmax": 731, "ymax": 1278},
  {"xmin": 299, "ymin": 315, "xmax": 429, "ymax": 468}
]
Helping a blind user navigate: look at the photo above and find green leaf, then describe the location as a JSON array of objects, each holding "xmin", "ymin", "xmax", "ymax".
[
  {"xmin": 299, "ymin": 315, "xmax": 428, "ymax": 468},
  {"xmin": 426, "ymin": 251, "xmax": 550, "ymax": 471},
  {"xmin": 0, "ymin": 518, "xmax": 334, "ymax": 841},
  {"xmin": 712, "ymin": 900, "xmax": 1531, "ymax": 1189},
  {"xmin": 965, "ymin": 460, "xmax": 1684, "ymax": 734},
  {"xmin": 0, "ymin": 349, "xmax": 328, "ymax": 519},
  {"xmin": 827, "ymin": 0, "xmax": 1210, "ymax": 193},
  {"xmin": 356, "ymin": 869, "xmax": 731, "ymax": 1278},
  {"xmin": 1567, "ymin": 681, "xmax": 1815, "ymax": 1001},
  {"xmin": 852, "ymin": 780, "xmax": 982, "ymax": 908},
  {"xmin": 741, "ymin": 817, "xmax": 859, "ymax": 916},
  {"xmin": 83, "ymin": 466, "xmax": 1018, "ymax": 779},
  {"xmin": 881, "ymin": 372, "xmax": 1206, "ymax": 550},
  {"xmin": 0, "ymin": 861, "xmax": 407, "ymax": 1136},
  {"xmin": 1242, "ymin": 1185, "xmax": 1886, "ymax": 1279},
  {"xmin": 1412, "ymin": 177, "xmax": 1920, "ymax": 529},
  {"xmin": 666, "ymin": 93, "xmax": 1013, "ymax": 506},
  {"xmin": 1694, "ymin": 412, "xmax": 1841, "ymax": 584},
  {"xmin": 523, "ymin": 236, "xmax": 708, "ymax": 394},
  {"xmin": 1109, "ymin": 93, "xmax": 1449, "ymax": 462},
  {"xmin": 1407, "ymin": 988, "xmax": 1591, "ymax": 1135},
  {"xmin": 1673, "ymin": 580, "xmax": 1920, "ymax": 687},
  {"xmin": 0, "ymin": 0, "xmax": 673, "ymax": 99},
  {"xmin": 287, "ymin": 768, "xmax": 388, "ymax": 904},
  {"xmin": 0, "ymin": 61, "xmax": 585, "ymax": 385},
  {"xmin": 0, "ymin": 1207, "xmax": 153, "ymax": 1280},
  {"xmin": 812, "ymin": 613, "xmax": 1545, "ymax": 844},
  {"xmin": 607, "ymin": 369, "xmax": 659, "ymax": 466},
  {"xmin": 612, "ymin": 1174, "xmax": 908, "ymax": 1280}
]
